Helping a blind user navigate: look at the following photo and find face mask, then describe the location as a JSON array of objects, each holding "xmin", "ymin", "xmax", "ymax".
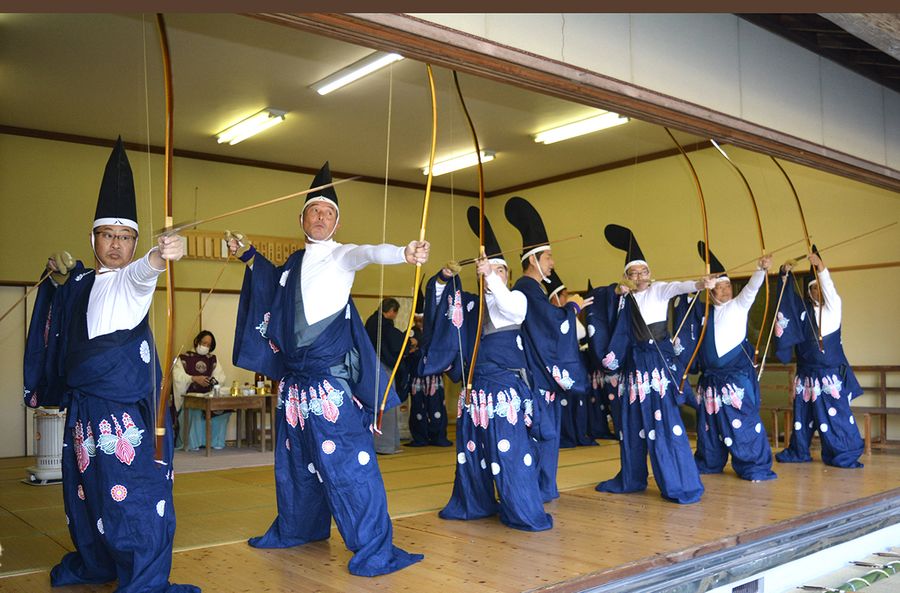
[{"xmin": 196, "ymin": 345, "xmax": 210, "ymax": 356}]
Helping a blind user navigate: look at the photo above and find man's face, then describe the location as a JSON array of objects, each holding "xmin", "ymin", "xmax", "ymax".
[
  {"xmin": 93, "ymin": 224, "xmax": 137, "ymax": 269},
  {"xmin": 413, "ymin": 316, "xmax": 424, "ymax": 331},
  {"xmin": 711, "ymin": 280, "xmax": 733, "ymax": 304},
  {"xmin": 301, "ymin": 202, "xmax": 339, "ymax": 241},
  {"xmin": 383, "ymin": 309, "xmax": 398, "ymax": 321},
  {"xmin": 551, "ymin": 288, "xmax": 569, "ymax": 307},
  {"xmin": 809, "ymin": 283, "xmax": 821, "ymax": 305},
  {"xmin": 624, "ymin": 264, "xmax": 651, "ymax": 291},
  {"xmin": 536, "ymin": 250, "xmax": 554, "ymax": 276},
  {"xmin": 492, "ymin": 263, "xmax": 509, "ymax": 286}
]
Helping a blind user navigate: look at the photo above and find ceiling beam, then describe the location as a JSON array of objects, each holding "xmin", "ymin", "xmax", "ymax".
[{"xmin": 252, "ymin": 13, "xmax": 900, "ymax": 194}]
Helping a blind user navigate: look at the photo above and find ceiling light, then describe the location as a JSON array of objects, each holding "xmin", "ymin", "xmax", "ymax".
[
  {"xmin": 533, "ymin": 111, "xmax": 629, "ymax": 144},
  {"xmin": 311, "ymin": 51, "xmax": 404, "ymax": 96},
  {"xmin": 216, "ymin": 109, "xmax": 287, "ymax": 145},
  {"xmin": 422, "ymin": 150, "xmax": 496, "ymax": 177}
]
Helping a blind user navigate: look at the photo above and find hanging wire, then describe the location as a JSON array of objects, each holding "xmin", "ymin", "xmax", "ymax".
[{"xmin": 373, "ymin": 61, "xmax": 395, "ymax": 421}]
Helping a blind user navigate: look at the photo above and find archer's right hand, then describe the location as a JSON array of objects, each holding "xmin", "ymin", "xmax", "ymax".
[{"xmin": 47, "ymin": 251, "xmax": 74, "ymax": 285}]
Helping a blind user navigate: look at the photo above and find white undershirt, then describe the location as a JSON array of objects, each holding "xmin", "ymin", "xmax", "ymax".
[
  {"xmin": 811, "ymin": 268, "xmax": 841, "ymax": 337},
  {"xmin": 484, "ymin": 272, "xmax": 527, "ymax": 328},
  {"xmin": 86, "ymin": 250, "xmax": 165, "ymax": 340},
  {"xmin": 631, "ymin": 280, "xmax": 697, "ymax": 325},
  {"xmin": 433, "ymin": 271, "xmax": 527, "ymax": 329},
  {"xmin": 299, "ymin": 240, "xmax": 406, "ymax": 325},
  {"xmin": 711, "ymin": 269, "xmax": 765, "ymax": 357}
]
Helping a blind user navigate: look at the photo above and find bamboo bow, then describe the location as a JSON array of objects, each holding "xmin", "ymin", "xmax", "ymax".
[
  {"xmin": 665, "ymin": 128, "xmax": 710, "ymax": 393},
  {"xmin": 710, "ymin": 140, "xmax": 769, "ymax": 364},
  {"xmin": 771, "ymin": 157, "xmax": 824, "ymax": 353},
  {"xmin": 154, "ymin": 14, "xmax": 176, "ymax": 461},
  {"xmin": 375, "ymin": 64, "xmax": 437, "ymax": 431},
  {"xmin": 453, "ymin": 71, "xmax": 486, "ymax": 407}
]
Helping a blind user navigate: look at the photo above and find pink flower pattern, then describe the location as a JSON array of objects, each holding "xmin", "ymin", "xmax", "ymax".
[
  {"xmin": 74, "ymin": 420, "xmax": 96, "ymax": 474},
  {"xmin": 97, "ymin": 414, "xmax": 143, "ymax": 466}
]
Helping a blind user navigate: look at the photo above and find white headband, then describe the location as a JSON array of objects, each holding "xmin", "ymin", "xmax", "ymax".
[
  {"xmin": 624, "ymin": 259, "xmax": 649, "ymax": 273},
  {"xmin": 93, "ymin": 217, "xmax": 138, "ymax": 233},
  {"xmin": 520, "ymin": 244, "xmax": 550, "ymax": 262}
]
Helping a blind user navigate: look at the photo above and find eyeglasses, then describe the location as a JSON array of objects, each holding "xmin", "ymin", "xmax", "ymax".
[
  {"xmin": 94, "ymin": 230, "xmax": 136, "ymax": 244},
  {"xmin": 626, "ymin": 269, "xmax": 651, "ymax": 279}
]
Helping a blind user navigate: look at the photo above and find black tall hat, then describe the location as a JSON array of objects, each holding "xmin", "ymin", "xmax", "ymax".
[
  {"xmin": 93, "ymin": 137, "xmax": 138, "ymax": 232},
  {"xmin": 604, "ymin": 224, "xmax": 646, "ymax": 272},
  {"xmin": 304, "ymin": 161, "xmax": 339, "ymax": 213},
  {"xmin": 504, "ymin": 196, "xmax": 550, "ymax": 262},
  {"xmin": 696, "ymin": 241, "xmax": 726, "ymax": 276},
  {"xmin": 466, "ymin": 206, "xmax": 505, "ymax": 265},
  {"xmin": 587, "ymin": 278, "xmax": 594, "ymax": 291},
  {"xmin": 546, "ymin": 269, "xmax": 566, "ymax": 301}
]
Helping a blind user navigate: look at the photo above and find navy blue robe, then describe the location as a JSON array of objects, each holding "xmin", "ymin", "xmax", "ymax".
[
  {"xmin": 23, "ymin": 263, "xmax": 198, "ymax": 593},
  {"xmin": 689, "ymin": 306, "xmax": 777, "ymax": 481},
  {"xmin": 513, "ymin": 276, "xmax": 588, "ymax": 502},
  {"xmin": 407, "ymin": 315, "xmax": 451, "ymax": 447},
  {"xmin": 584, "ymin": 284, "xmax": 621, "ymax": 440},
  {"xmin": 233, "ymin": 250, "xmax": 423, "ymax": 576},
  {"xmin": 421, "ymin": 273, "xmax": 551, "ymax": 531},
  {"xmin": 594, "ymin": 291, "xmax": 704, "ymax": 504},
  {"xmin": 773, "ymin": 272, "xmax": 864, "ymax": 468}
]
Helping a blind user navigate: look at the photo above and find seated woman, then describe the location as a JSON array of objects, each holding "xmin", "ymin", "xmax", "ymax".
[{"xmin": 175, "ymin": 330, "xmax": 228, "ymax": 450}]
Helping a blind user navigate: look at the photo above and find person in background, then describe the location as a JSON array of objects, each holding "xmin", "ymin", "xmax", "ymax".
[
  {"xmin": 175, "ymin": 330, "xmax": 228, "ymax": 451},
  {"xmin": 365, "ymin": 297, "xmax": 411, "ymax": 454}
]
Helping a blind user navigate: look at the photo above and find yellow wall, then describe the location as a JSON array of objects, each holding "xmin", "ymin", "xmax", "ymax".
[{"xmin": 1, "ymin": 133, "xmax": 898, "ymax": 454}]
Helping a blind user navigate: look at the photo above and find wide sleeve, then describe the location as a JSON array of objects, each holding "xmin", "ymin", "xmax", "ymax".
[
  {"xmin": 173, "ymin": 357, "xmax": 191, "ymax": 398},
  {"xmin": 419, "ymin": 272, "xmax": 469, "ymax": 380},
  {"xmin": 232, "ymin": 251, "xmax": 286, "ymax": 378},
  {"xmin": 774, "ymin": 271, "xmax": 804, "ymax": 364},
  {"xmin": 23, "ymin": 267, "xmax": 62, "ymax": 408}
]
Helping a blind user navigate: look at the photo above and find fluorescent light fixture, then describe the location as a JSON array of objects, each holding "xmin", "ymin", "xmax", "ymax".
[
  {"xmin": 533, "ymin": 111, "xmax": 629, "ymax": 144},
  {"xmin": 216, "ymin": 109, "xmax": 287, "ymax": 145},
  {"xmin": 422, "ymin": 150, "xmax": 496, "ymax": 177},
  {"xmin": 311, "ymin": 51, "xmax": 404, "ymax": 96}
]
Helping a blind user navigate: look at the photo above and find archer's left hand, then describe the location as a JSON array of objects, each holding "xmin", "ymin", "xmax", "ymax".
[
  {"xmin": 158, "ymin": 234, "xmax": 185, "ymax": 262},
  {"xmin": 405, "ymin": 240, "xmax": 430, "ymax": 265}
]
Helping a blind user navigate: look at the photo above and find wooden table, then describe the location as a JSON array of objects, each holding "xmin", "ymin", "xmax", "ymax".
[{"xmin": 182, "ymin": 393, "xmax": 277, "ymax": 457}]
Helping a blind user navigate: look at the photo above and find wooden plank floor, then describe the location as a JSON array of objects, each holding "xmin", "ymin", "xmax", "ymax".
[{"xmin": 1, "ymin": 441, "xmax": 897, "ymax": 593}]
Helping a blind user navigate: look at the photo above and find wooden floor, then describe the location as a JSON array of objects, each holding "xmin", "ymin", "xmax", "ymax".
[{"xmin": 1, "ymin": 439, "xmax": 898, "ymax": 593}]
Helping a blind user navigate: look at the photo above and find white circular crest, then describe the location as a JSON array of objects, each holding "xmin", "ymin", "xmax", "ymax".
[
  {"xmin": 497, "ymin": 439, "xmax": 511, "ymax": 453},
  {"xmin": 672, "ymin": 425, "xmax": 684, "ymax": 437},
  {"xmin": 358, "ymin": 451, "xmax": 371, "ymax": 465},
  {"xmin": 139, "ymin": 340, "xmax": 151, "ymax": 364},
  {"xmin": 523, "ymin": 453, "xmax": 533, "ymax": 467}
]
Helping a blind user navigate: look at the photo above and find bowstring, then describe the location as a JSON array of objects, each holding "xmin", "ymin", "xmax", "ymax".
[
  {"xmin": 373, "ymin": 61, "xmax": 394, "ymax": 425},
  {"xmin": 141, "ymin": 14, "xmax": 160, "ymax": 438}
]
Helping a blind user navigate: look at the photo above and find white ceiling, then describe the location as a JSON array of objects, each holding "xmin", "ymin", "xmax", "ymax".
[{"xmin": 2, "ymin": 13, "xmax": 706, "ymax": 194}]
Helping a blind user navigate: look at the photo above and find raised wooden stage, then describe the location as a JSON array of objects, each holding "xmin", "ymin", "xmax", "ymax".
[{"xmin": 1, "ymin": 441, "xmax": 898, "ymax": 593}]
